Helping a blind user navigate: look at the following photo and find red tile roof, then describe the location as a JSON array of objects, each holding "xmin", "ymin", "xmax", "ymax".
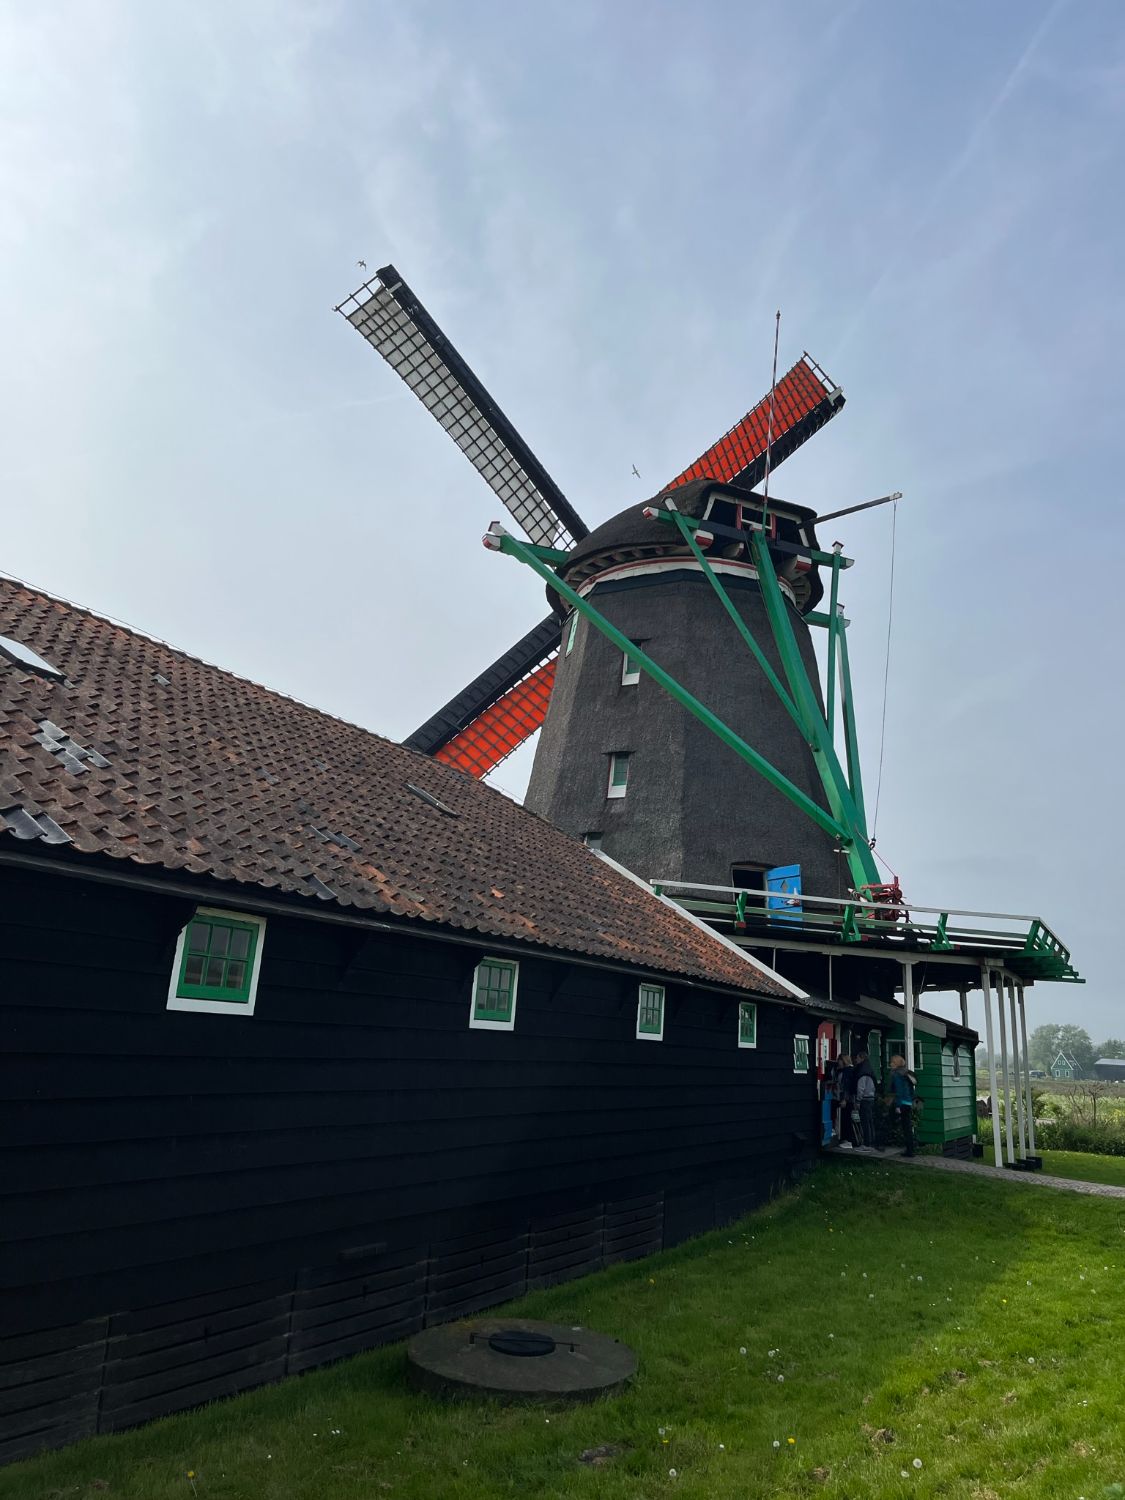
[{"xmin": 0, "ymin": 580, "xmax": 796, "ymax": 999}]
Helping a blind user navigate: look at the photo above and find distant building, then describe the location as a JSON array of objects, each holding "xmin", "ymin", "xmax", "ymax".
[
  {"xmin": 1093, "ymin": 1057, "xmax": 1125, "ymax": 1081},
  {"xmin": 1050, "ymin": 1051, "xmax": 1082, "ymax": 1079}
]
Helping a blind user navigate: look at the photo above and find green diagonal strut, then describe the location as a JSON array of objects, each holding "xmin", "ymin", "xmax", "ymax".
[
  {"xmin": 748, "ymin": 531, "xmax": 879, "ymax": 886},
  {"xmin": 491, "ymin": 528, "xmax": 853, "ymax": 844}
]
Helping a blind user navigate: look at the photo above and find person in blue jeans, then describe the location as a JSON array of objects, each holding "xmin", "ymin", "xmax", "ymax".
[
  {"xmin": 889, "ymin": 1054, "xmax": 917, "ymax": 1156},
  {"xmin": 820, "ymin": 1061, "xmax": 837, "ymax": 1146}
]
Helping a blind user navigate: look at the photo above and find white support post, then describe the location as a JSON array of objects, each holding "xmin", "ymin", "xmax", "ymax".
[
  {"xmin": 981, "ymin": 968, "xmax": 1003, "ymax": 1167},
  {"xmin": 1002, "ymin": 966, "xmax": 1020, "ymax": 1164},
  {"xmin": 1005, "ymin": 976, "xmax": 1027, "ymax": 1159},
  {"xmin": 959, "ymin": 989, "xmax": 969, "ymax": 1029},
  {"xmin": 903, "ymin": 961, "xmax": 915, "ymax": 1069},
  {"xmin": 1017, "ymin": 982, "xmax": 1037, "ymax": 1157}
]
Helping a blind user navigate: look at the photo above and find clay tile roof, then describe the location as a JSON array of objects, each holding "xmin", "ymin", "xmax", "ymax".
[{"xmin": 0, "ymin": 579, "xmax": 798, "ymax": 999}]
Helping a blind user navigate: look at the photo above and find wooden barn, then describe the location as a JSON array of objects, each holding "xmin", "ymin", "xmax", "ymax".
[{"xmin": 0, "ymin": 581, "xmax": 824, "ymax": 1462}]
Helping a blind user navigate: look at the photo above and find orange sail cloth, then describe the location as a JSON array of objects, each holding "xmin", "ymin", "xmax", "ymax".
[
  {"xmin": 435, "ymin": 658, "xmax": 557, "ymax": 778},
  {"xmin": 666, "ymin": 355, "xmax": 833, "ymax": 489}
]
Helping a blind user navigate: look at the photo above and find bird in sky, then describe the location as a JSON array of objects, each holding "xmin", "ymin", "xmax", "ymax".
[
  {"xmin": 631, "ymin": 464, "xmax": 641, "ymax": 479},
  {"xmin": 357, "ymin": 259, "xmax": 367, "ymax": 270}
]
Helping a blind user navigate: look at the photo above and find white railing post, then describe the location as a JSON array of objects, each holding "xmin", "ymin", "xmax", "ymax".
[
  {"xmin": 981, "ymin": 967, "xmax": 1003, "ymax": 1167},
  {"xmin": 903, "ymin": 961, "xmax": 915, "ymax": 1070},
  {"xmin": 959, "ymin": 989, "xmax": 969, "ymax": 1028},
  {"xmin": 1017, "ymin": 982, "xmax": 1037, "ymax": 1157},
  {"xmin": 1005, "ymin": 976, "xmax": 1027, "ymax": 1159},
  {"xmin": 1002, "ymin": 972, "xmax": 1020, "ymax": 1170}
]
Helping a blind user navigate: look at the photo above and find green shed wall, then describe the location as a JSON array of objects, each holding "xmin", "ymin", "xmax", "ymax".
[{"xmin": 881, "ymin": 1033, "xmax": 975, "ymax": 1146}]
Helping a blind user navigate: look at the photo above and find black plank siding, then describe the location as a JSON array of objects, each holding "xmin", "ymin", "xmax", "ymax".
[{"xmin": 1, "ymin": 866, "xmax": 816, "ymax": 1459}]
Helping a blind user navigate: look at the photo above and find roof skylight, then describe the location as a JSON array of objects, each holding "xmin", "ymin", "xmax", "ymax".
[{"xmin": 0, "ymin": 635, "xmax": 64, "ymax": 680}]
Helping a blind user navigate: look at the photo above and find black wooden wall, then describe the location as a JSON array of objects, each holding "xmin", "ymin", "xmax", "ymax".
[{"xmin": 0, "ymin": 864, "xmax": 817, "ymax": 1462}]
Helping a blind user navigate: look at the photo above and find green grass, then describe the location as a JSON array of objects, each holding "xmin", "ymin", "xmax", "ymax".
[
  {"xmin": 4, "ymin": 1160, "xmax": 1123, "ymax": 1500},
  {"xmin": 980, "ymin": 1141, "xmax": 1125, "ymax": 1187}
]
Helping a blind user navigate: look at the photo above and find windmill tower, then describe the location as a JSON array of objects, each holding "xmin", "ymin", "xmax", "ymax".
[{"xmin": 338, "ymin": 266, "xmax": 881, "ymax": 901}]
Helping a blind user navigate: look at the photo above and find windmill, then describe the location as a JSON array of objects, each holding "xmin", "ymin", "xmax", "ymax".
[{"xmin": 336, "ymin": 265, "xmax": 885, "ymax": 901}]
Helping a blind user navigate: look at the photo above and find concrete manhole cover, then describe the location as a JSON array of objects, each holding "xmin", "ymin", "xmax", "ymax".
[{"xmin": 406, "ymin": 1317, "xmax": 637, "ymax": 1402}]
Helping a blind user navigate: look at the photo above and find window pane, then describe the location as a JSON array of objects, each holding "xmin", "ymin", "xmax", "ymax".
[
  {"xmin": 205, "ymin": 957, "xmax": 225, "ymax": 987},
  {"xmin": 229, "ymin": 928, "xmax": 251, "ymax": 960},
  {"xmin": 184, "ymin": 954, "xmax": 205, "ymax": 985},
  {"xmin": 187, "ymin": 921, "xmax": 210, "ymax": 954},
  {"xmin": 225, "ymin": 960, "xmax": 247, "ymax": 990},
  {"xmin": 209, "ymin": 925, "xmax": 231, "ymax": 957}
]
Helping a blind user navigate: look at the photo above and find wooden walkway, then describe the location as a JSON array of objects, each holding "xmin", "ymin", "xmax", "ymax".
[{"xmin": 832, "ymin": 1145, "xmax": 1125, "ymax": 1199}]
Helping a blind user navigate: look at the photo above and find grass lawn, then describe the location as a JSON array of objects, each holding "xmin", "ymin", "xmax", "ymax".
[
  {"xmin": 978, "ymin": 1142, "xmax": 1125, "ymax": 1188},
  {"xmin": 3, "ymin": 1159, "xmax": 1123, "ymax": 1500}
]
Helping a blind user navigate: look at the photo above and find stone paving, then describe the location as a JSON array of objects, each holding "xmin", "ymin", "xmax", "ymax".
[{"xmin": 832, "ymin": 1144, "xmax": 1125, "ymax": 1198}]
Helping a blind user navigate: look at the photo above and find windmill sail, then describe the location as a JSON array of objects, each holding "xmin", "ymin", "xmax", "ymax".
[
  {"xmin": 666, "ymin": 354, "xmax": 844, "ymax": 491},
  {"xmin": 337, "ymin": 266, "xmax": 588, "ymax": 549}
]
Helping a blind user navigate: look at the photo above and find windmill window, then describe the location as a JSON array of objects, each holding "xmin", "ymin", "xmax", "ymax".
[
  {"xmin": 565, "ymin": 613, "xmax": 579, "ymax": 656},
  {"xmin": 738, "ymin": 1001, "xmax": 758, "ymax": 1049},
  {"xmin": 607, "ymin": 752, "xmax": 630, "ymax": 799},
  {"xmin": 793, "ymin": 1034, "xmax": 810, "ymax": 1073},
  {"xmin": 584, "ymin": 832, "xmax": 603, "ymax": 851},
  {"xmin": 636, "ymin": 983, "xmax": 665, "ymax": 1040},
  {"xmin": 470, "ymin": 957, "xmax": 519, "ymax": 1030},
  {"xmin": 168, "ymin": 909, "xmax": 266, "ymax": 1016},
  {"xmin": 621, "ymin": 648, "xmax": 641, "ymax": 686}
]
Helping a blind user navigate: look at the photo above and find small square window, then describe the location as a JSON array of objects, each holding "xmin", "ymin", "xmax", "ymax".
[
  {"xmin": 636, "ymin": 983, "xmax": 665, "ymax": 1040},
  {"xmin": 470, "ymin": 957, "xmax": 519, "ymax": 1031},
  {"xmin": 565, "ymin": 613, "xmax": 579, "ymax": 656},
  {"xmin": 889, "ymin": 1040, "xmax": 923, "ymax": 1071},
  {"xmin": 738, "ymin": 1001, "xmax": 758, "ymax": 1049},
  {"xmin": 607, "ymin": 752, "xmax": 630, "ymax": 799},
  {"xmin": 168, "ymin": 909, "xmax": 266, "ymax": 1016},
  {"xmin": 621, "ymin": 649, "xmax": 640, "ymax": 686},
  {"xmin": 793, "ymin": 1034, "xmax": 810, "ymax": 1073},
  {"xmin": 584, "ymin": 832, "xmax": 603, "ymax": 851}
]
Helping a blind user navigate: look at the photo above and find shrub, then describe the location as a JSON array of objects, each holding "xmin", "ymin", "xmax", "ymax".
[{"xmin": 1035, "ymin": 1119, "xmax": 1125, "ymax": 1156}]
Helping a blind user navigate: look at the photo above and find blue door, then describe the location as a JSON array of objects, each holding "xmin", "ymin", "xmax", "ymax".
[{"xmin": 766, "ymin": 863, "xmax": 802, "ymax": 923}]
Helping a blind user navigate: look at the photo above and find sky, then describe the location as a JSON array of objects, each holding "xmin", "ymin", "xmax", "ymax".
[{"xmin": 2, "ymin": 0, "xmax": 1123, "ymax": 1039}]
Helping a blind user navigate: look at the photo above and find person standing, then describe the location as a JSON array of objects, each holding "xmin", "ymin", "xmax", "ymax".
[
  {"xmin": 889, "ymin": 1054, "xmax": 918, "ymax": 1157},
  {"xmin": 820, "ymin": 1060, "xmax": 837, "ymax": 1147},
  {"xmin": 854, "ymin": 1050, "xmax": 877, "ymax": 1148},
  {"xmin": 837, "ymin": 1053, "xmax": 857, "ymax": 1147}
]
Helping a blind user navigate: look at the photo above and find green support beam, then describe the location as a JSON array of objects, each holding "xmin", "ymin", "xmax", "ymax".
[
  {"xmin": 835, "ymin": 616, "xmax": 868, "ymax": 832},
  {"xmin": 826, "ymin": 553, "xmax": 842, "ymax": 738},
  {"xmin": 748, "ymin": 531, "xmax": 879, "ymax": 887},
  {"xmin": 667, "ymin": 509, "xmax": 806, "ymax": 739},
  {"xmin": 491, "ymin": 527, "xmax": 854, "ymax": 843}
]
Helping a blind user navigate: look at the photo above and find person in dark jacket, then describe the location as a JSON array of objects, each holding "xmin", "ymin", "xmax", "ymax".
[
  {"xmin": 853, "ymin": 1051, "xmax": 878, "ymax": 1148},
  {"xmin": 837, "ymin": 1054, "xmax": 857, "ymax": 1147},
  {"xmin": 889, "ymin": 1054, "xmax": 918, "ymax": 1156}
]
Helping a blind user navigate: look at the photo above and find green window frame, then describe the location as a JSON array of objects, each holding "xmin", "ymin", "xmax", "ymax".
[
  {"xmin": 738, "ymin": 1000, "xmax": 758, "ymax": 1049},
  {"xmin": 636, "ymin": 982, "xmax": 664, "ymax": 1041},
  {"xmin": 607, "ymin": 751, "xmax": 630, "ymax": 798},
  {"xmin": 565, "ymin": 612, "xmax": 579, "ymax": 656},
  {"xmin": 793, "ymin": 1034, "xmax": 810, "ymax": 1073},
  {"xmin": 889, "ymin": 1039, "xmax": 923, "ymax": 1071},
  {"xmin": 470, "ymin": 957, "xmax": 519, "ymax": 1030},
  {"xmin": 168, "ymin": 908, "xmax": 265, "ymax": 1015}
]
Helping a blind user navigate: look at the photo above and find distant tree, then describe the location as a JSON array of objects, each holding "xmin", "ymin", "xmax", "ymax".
[
  {"xmin": 1096, "ymin": 1038, "xmax": 1125, "ymax": 1059},
  {"xmin": 1028, "ymin": 1024, "xmax": 1094, "ymax": 1074},
  {"xmin": 1028, "ymin": 1024, "xmax": 1063, "ymax": 1072},
  {"xmin": 1056, "ymin": 1025, "xmax": 1095, "ymax": 1075}
]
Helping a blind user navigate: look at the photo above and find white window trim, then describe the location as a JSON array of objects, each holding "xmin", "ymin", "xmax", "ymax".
[
  {"xmin": 565, "ymin": 613, "xmax": 579, "ymax": 656},
  {"xmin": 636, "ymin": 983, "xmax": 665, "ymax": 1042},
  {"xmin": 621, "ymin": 650, "xmax": 640, "ymax": 686},
  {"xmin": 607, "ymin": 752, "xmax": 629, "ymax": 799},
  {"xmin": 793, "ymin": 1034, "xmax": 810, "ymax": 1073},
  {"xmin": 737, "ymin": 1001, "xmax": 758, "ymax": 1049},
  {"xmin": 889, "ymin": 1039, "xmax": 924, "ymax": 1071},
  {"xmin": 469, "ymin": 956, "xmax": 519, "ymax": 1032},
  {"xmin": 167, "ymin": 907, "xmax": 267, "ymax": 1017}
]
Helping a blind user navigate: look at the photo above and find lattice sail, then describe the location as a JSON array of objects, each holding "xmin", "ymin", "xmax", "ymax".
[
  {"xmin": 667, "ymin": 354, "xmax": 844, "ymax": 491},
  {"xmin": 337, "ymin": 266, "xmax": 588, "ymax": 549}
]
